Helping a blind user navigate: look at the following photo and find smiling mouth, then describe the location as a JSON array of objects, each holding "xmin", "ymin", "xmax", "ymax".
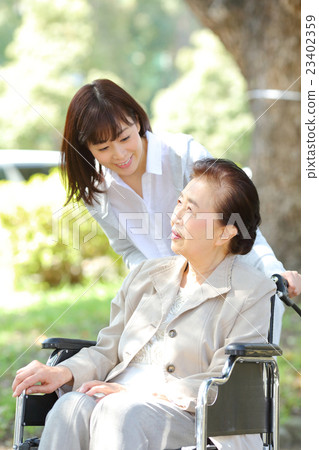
[{"xmin": 116, "ymin": 155, "xmax": 133, "ymax": 168}]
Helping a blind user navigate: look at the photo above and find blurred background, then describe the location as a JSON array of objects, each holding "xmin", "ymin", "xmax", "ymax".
[{"xmin": 0, "ymin": 0, "xmax": 300, "ymax": 448}]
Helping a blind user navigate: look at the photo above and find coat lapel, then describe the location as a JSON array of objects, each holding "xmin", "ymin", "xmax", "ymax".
[
  {"xmin": 200, "ymin": 254, "xmax": 235, "ymax": 300},
  {"xmin": 148, "ymin": 254, "xmax": 235, "ymax": 316},
  {"xmin": 148, "ymin": 256, "xmax": 188, "ymax": 316}
]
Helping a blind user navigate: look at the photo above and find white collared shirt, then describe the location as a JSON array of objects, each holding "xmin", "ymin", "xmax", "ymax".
[{"xmin": 87, "ymin": 131, "xmax": 209, "ymax": 267}]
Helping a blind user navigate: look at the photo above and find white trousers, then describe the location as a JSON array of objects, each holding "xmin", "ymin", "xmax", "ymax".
[
  {"xmin": 38, "ymin": 391, "xmax": 263, "ymax": 450},
  {"xmin": 38, "ymin": 391, "xmax": 195, "ymax": 450}
]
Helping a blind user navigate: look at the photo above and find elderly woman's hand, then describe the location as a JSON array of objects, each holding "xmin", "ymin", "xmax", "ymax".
[
  {"xmin": 77, "ymin": 380, "xmax": 126, "ymax": 402},
  {"xmin": 12, "ymin": 360, "xmax": 73, "ymax": 398},
  {"xmin": 281, "ymin": 271, "xmax": 301, "ymax": 298}
]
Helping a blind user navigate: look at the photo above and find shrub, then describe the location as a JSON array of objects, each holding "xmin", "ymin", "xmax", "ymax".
[{"xmin": 0, "ymin": 170, "xmax": 126, "ymax": 291}]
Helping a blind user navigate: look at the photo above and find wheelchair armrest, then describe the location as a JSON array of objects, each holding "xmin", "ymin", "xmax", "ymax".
[
  {"xmin": 225, "ymin": 342, "xmax": 282, "ymax": 357},
  {"xmin": 42, "ymin": 337, "xmax": 96, "ymax": 351},
  {"xmin": 42, "ymin": 338, "xmax": 97, "ymax": 366}
]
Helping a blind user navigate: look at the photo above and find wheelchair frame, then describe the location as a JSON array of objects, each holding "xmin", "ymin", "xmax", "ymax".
[
  {"xmin": 196, "ymin": 343, "xmax": 281, "ymax": 450},
  {"xmin": 12, "ymin": 274, "xmax": 300, "ymax": 450},
  {"xmin": 12, "ymin": 340, "xmax": 282, "ymax": 450}
]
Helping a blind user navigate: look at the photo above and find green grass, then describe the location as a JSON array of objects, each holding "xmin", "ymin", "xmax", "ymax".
[
  {"xmin": 277, "ymin": 308, "xmax": 301, "ymax": 424},
  {"xmin": 0, "ymin": 279, "xmax": 121, "ymax": 446}
]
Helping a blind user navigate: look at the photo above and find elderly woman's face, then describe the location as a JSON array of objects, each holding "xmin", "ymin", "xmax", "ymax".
[{"xmin": 171, "ymin": 178, "xmax": 225, "ymax": 259}]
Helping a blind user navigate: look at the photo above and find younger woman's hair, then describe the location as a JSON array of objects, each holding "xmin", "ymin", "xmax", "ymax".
[
  {"xmin": 61, "ymin": 79, "xmax": 151, "ymax": 205},
  {"xmin": 191, "ymin": 158, "xmax": 261, "ymax": 255}
]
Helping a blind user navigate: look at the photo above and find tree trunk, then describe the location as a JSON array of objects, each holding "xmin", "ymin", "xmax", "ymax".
[{"xmin": 185, "ymin": 0, "xmax": 301, "ymax": 270}]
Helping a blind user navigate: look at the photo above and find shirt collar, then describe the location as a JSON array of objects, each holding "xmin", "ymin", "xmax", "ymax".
[{"xmin": 145, "ymin": 131, "xmax": 162, "ymax": 175}]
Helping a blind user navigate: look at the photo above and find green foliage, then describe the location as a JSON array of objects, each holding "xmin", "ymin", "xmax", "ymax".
[
  {"xmin": 86, "ymin": 0, "xmax": 197, "ymax": 110},
  {"xmin": 0, "ymin": 0, "xmax": 93, "ymax": 150},
  {"xmin": 0, "ymin": 171, "xmax": 127, "ymax": 291},
  {"xmin": 0, "ymin": 0, "xmax": 199, "ymax": 151},
  {"xmin": 0, "ymin": 0, "xmax": 22, "ymax": 65},
  {"xmin": 151, "ymin": 30, "xmax": 254, "ymax": 166}
]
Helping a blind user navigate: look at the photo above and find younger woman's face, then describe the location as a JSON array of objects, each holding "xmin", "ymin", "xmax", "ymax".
[{"xmin": 87, "ymin": 120, "xmax": 146, "ymax": 178}]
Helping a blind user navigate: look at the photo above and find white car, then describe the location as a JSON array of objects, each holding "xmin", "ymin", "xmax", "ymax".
[{"xmin": 0, "ymin": 149, "xmax": 61, "ymax": 181}]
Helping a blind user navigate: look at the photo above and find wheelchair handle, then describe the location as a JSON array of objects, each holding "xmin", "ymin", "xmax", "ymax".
[{"xmin": 271, "ymin": 273, "xmax": 301, "ymax": 317}]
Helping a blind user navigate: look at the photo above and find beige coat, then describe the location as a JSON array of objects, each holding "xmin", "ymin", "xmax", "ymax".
[{"xmin": 60, "ymin": 254, "xmax": 276, "ymax": 412}]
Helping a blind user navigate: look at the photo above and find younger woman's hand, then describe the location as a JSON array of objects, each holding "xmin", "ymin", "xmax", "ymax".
[
  {"xmin": 281, "ymin": 270, "xmax": 301, "ymax": 298},
  {"xmin": 77, "ymin": 381, "xmax": 126, "ymax": 402}
]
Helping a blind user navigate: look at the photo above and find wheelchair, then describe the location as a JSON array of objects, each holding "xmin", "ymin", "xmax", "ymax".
[{"xmin": 12, "ymin": 274, "xmax": 300, "ymax": 450}]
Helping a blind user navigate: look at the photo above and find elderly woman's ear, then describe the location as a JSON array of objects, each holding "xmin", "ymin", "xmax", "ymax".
[{"xmin": 219, "ymin": 224, "xmax": 238, "ymax": 246}]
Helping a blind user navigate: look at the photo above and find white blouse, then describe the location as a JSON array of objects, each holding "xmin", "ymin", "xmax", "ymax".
[
  {"xmin": 132, "ymin": 286, "xmax": 191, "ymax": 366},
  {"xmin": 112, "ymin": 284, "xmax": 197, "ymax": 394}
]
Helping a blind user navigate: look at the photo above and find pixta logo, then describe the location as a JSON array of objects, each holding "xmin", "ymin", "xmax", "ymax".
[{"xmin": 52, "ymin": 204, "xmax": 98, "ymax": 249}]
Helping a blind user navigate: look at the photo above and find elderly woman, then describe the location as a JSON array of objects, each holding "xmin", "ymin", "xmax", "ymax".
[{"xmin": 13, "ymin": 158, "xmax": 276, "ymax": 450}]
